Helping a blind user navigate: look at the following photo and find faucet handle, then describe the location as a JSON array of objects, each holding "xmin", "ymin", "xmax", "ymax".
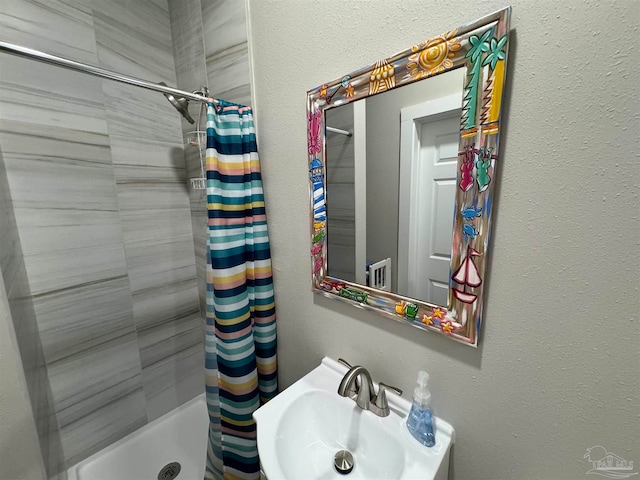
[
  {"xmin": 378, "ymin": 382, "xmax": 402, "ymax": 397},
  {"xmin": 337, "ymin": 358, "xmax": 353, "ymax": 368},
  {"xmin": 372, "ymin": 382, "xmax": 402, "ymax": 417}
]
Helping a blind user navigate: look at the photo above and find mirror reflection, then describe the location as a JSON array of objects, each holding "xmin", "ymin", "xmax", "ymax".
[{"xmin": 325, "ymin": 67, "xmax": 465, "ymax": 306}]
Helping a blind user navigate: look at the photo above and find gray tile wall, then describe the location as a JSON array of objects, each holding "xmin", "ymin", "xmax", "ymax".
[
  {"xmin": 168, "ymin": 0, "xmax": 253, "ymax": 317},
  {"xmin": 0, "ymin": 0, "xmax": 209, "ymax": 468},
  {"xmin": 0, "ymin": 144, "xmax": 66, "ymax": 479},
  {"xmin": 201, "ymin": 0, "xmax": 252, "ymax": 106},
  {"xmin": 325, "ymin": 105, "xmax": 357, "ymax": 282},
  {"xmin": 91, "ymin": 0, "xmax": 204, "ymax": 424}
]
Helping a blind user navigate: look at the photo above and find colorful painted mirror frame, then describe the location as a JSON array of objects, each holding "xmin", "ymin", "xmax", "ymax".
[{"xmin": 307, "ymin": 8, "xmax": 511, "ymax": 347}]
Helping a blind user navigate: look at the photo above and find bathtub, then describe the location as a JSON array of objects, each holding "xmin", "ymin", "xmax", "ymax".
[{"xmin": 67, "ymin": 394, "xmax": 209, "ymax": 480}]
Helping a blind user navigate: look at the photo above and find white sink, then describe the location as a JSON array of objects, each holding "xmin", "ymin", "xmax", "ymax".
[{"xmin": 253, "ymin": 357, "xmax": 455, "ymax": 480}]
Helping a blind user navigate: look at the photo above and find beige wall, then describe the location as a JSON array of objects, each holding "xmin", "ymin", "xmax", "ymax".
[
  {"xmin": 247, "ymin": 1, "xmax": 639, "ymax": 479},
  {"xmin": 0, "ymin": 274, "xmax": 47, "ymax": 480}
]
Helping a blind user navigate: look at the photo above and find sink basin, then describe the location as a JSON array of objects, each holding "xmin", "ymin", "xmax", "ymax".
[
  {"xmin": 277, "ymin": 389, "xmax": 405, "ymax": 478},
  {"xmin": 253, "ymin": 357, "xmax": 455, "ymax": 480}
]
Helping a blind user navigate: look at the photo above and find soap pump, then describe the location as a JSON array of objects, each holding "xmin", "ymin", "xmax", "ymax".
[{"xmin": 406, "ymin": 371, "xmax": 436, "ymax": 447}]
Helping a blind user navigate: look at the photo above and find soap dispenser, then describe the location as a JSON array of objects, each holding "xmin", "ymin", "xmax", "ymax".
[{"xmin": 406, "ymin": 371, "xmax": 436, "ymax": 447}]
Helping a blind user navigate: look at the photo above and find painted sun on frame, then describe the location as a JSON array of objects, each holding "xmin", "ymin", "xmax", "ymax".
[{"xmin": 407, "ymin": 29, "xmax": 461, "ymax": 79}]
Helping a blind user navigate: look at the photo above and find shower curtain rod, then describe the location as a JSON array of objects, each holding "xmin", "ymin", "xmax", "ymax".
[{"xmin": 0, "ymin": 40, "xmax": 210, "ymax": 103}]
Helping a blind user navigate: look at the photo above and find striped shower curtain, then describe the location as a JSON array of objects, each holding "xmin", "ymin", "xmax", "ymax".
[{"xmin": 204, "ymin": 100, "xmax": 278, "ymax": 480}]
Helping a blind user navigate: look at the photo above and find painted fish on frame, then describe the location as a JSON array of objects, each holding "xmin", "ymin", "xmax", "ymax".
[
  {"xmin": 461, "ymin": 206, "xmax": 482, "ymax": 220},
  {"xmin": 462, "ymin": 224, "xmax": 479, "ymax": 240}
]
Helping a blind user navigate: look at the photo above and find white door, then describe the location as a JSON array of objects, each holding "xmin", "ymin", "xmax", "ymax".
[
  {"xmin": 397, "ymin": 93, "xmax": 462, "ymax": 306},
  {"xmin": 411, "ymin": 114, "xmax": 459, "ymax": 305}
]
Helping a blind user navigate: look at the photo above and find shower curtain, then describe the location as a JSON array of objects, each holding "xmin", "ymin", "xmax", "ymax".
[{"xmin": 204, "ymin": 100, "xmax": 278, "ymax": 480}]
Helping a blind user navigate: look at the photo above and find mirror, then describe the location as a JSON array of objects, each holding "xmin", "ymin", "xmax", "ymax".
[
  {"xmin": 307, "ymin": 8, "xmax": 511, "ymax": 346},
  {"xmin": 325, "ymin": 68, "xmax": 465, "ymax": 307}
]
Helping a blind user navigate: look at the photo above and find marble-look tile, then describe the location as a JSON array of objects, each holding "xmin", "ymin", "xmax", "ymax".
[
  {"xmin": 168, "ymin": 0, "xmax": 208, "ymax": 94},
  {"xmin": 31, "ymin": 275, "xmax": 137, "ymax": 364},
  {"xmin": 131, "ymin": 273, "xmax": 201, "ymax": 332},
  {"xmin": 1, "ymin": 0, "xmax": 214, "ymax": 467},
  {"xmin": 101, "ymin": 81, "xmax": 185, "ymax": 143},
  {"xmin": 206, "ymin": 46, "xmax": 252, "ymax": 106},
  {"xmin": 44, "ymin": 401, "xmax": 67, "ymax": 479},
  {"xmin": 201, "ymin": 0, "xmax": 248, "ymax": 61},
  {"xmin": 136, "ymin": 310, "xmax": 202, "ymax": 369},
  {"xmin": 0, "ymin": 58, "xmax": 109, "ymax": 134},
  {"xmin": 5, "ymin": 270, "xmax": 52, "ymax": 438},
  {"xmin": 94, "ymin": 0, "xmax": 188, "ymax": 143},
  {"xmin": 14, "ymin": 207, "xmax": 123, "ymax": 257},
  {"xmin": 106, "ymin": 98, "xmax": 192, "ymax": 247},
  {"xmin": 6, "ymin": 264, "xmax": 39, "ymax": 346},
  {"xmin": 183, "ymin": 140, "xmax": 206, "ymax": 267},
  {"xmin": 110, "ymin": 135, "xmax": 187, "ymax": 181},
  {"xmin": 22, "ymin": 244, "xmax": 127, "ymax": 295},
  {"xmin": 92, "ymin": 0, "xmax": 176, "ymax": 83},
  {"xmin": 0, "ymin": 153, "xmax": 21, "ymax": 288},
  {"xmin": 0, "ymin": 120, "xmax": 111, "ymax": 166},
  {"xmin": 115, "ymin": 181, "xmax": 193, "ymax": 244},
  {"xmin": 192, "ymin": 232, "xmax": 208, "ymax": 316},
  {"xmin": 60, "ymin": 386, "xmax": 146, "ymax": 467},
  {"xmin": 184, "ymin": 147, "xmax": 207, "ymax": 215},
  {"xmin": 201, "ymin": 0, "xmax": 251, "ymax": 105},
  {"xmin": 189, "ymin": 187, "xmax": 208, "ymax": 219},
  {"xmin": 118, "ymin": 207, "xmax": 195, "ymax": 244},
  {"xmin": 125, "ymin": 235, "xmax": 197, "ymax": 294},
  {"xmin": 48, "ymin": 333, "xmax": 146, "ymax": 466},
  {"xmin": 11, "ymin": 291, "xmax": 67, "ymax": 477},
  {"xmin": 124, "ymin": 231, "xmax": 200, "ymax": 342},
  {"xmin": 184, "ymin": 143, "xmax": 206, "ymax": 180},
  {"xmin": 183, "ymin": 142, "xmax": 200, "ymax": 174},
  {"xmin": 142, "ymin": 342, "xmax": 204, "ymax": 421},
  {"xmin": 0, "ymin": 121, "xmax": 124, "ymax": 258},
  {"xmin": 0, "ymin": 0, "xmax": 98, "ymax": 64},
  {"xmin": 184, "ymin": 143, "xmax": 208, "ymax": 319},
  {"xmin": 4, "ymin": 263, "xmax": 67, "ymax": 480},
  {"xmin": 46, "ymin": 333, "xmax": 142, "ymax": 420},
  {"xmin": 108, "ymin": 129, "xmax": 203, "ymax": 419},
  {"xmin": 0, "ymin": 152, "xmax": 66, "ymax": 479},
  {"xmin": 0, "ymin": 124, "xmax": 114, "ymax": 210}
]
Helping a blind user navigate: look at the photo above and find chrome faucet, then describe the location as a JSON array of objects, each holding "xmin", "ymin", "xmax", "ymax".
[
  {"xmin": 337, "ymin": 359, "xmax": 402, "ymax": 417},
  {"xmin": 338, "ymin": 365, "xmax": 375, "ymax": 410}
]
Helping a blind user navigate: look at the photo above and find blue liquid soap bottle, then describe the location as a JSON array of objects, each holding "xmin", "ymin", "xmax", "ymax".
[{"xmin": 406, "ymin": 371, "xmax": 436, "ymax": 447}]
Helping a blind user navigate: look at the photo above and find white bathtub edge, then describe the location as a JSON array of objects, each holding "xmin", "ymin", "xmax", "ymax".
[{"xmin": 66, "ymin": 392, "xmax": 207, "ymax": 479}]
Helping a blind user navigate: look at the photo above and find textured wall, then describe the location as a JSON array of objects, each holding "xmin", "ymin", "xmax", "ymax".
[
  {"xmin": 0, "ymin": 0, "xmax": 203, "ymax": 468},
  {"xmin": 248, "ymin": 1, "xmax": 640, "ymax": 479}
]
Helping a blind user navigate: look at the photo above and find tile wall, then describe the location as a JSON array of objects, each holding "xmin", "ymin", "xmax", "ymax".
[
  {"xmin": 0, "ymin": 143, "xmax": 66, "ymax": 478},
  {"xmin": 325, "ymin": 105, "xmax": 357, "ymax": 282},
  {"xmin": 168, "ymin": 0, "xmax": 253, "ymax": 315},
  {"xmin": 0, "ymin": 0, "xmax": 215, "ymax": 469}
]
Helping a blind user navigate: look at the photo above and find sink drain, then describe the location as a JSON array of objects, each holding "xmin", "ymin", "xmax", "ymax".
[
  {"xmin": 334, "ymin": 450, "xmax": 354, "ymax": 475},
  {"xmin": 158, "ymin": 462, "xmax": 181, "ymax": 480}
]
